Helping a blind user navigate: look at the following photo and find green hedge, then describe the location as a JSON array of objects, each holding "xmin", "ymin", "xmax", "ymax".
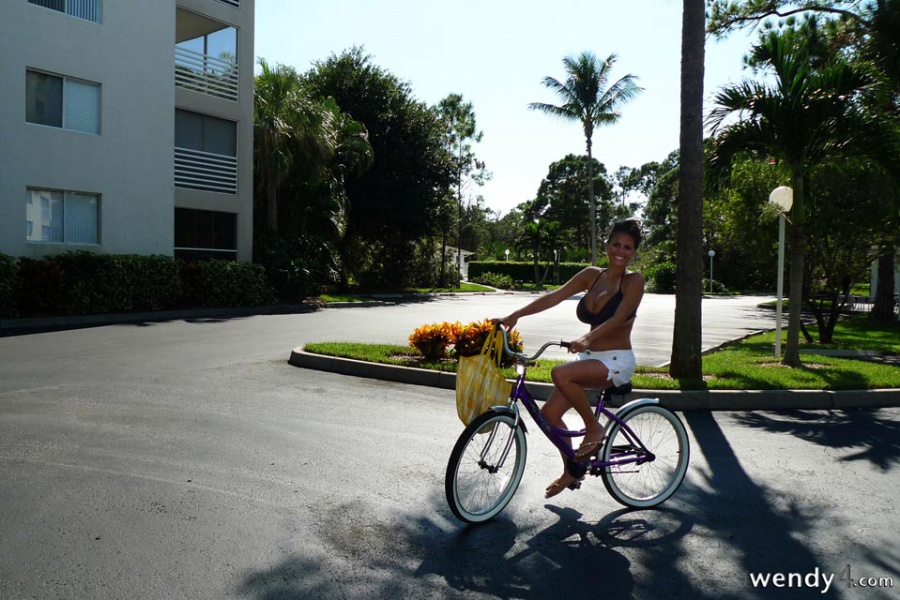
[
  {"xmin": 0, "ymin": 251, "xmax": 277, "ymax": 317},
  {"xmin": 181, "ymin": 259, "xmax": 276, "ymax": 307},
  {"xmin": 469, "ymin": 260, "xmax": 590, "ymax": 284},
  {"xmin": 0, "ymin": 254, "xmax": 20, "ymax": 317}
]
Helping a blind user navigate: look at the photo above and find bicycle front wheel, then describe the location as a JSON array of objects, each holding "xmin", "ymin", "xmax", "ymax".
[
  {"xmin": 445, "ymin": 410, "xmax": 527, "ymax": 524},
  {"xmin": 601, "ymin": 404, "xmax": 689, "ymax": 508}
]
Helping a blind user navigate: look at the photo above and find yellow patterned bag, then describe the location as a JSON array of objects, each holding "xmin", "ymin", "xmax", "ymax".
[{"xmin": 455, "ymin": 327, "xmax": 512, "ymax": 426}]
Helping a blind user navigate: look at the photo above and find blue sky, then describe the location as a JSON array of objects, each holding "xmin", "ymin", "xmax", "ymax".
[{"xmin": 254, "ymin": 0, "xmax": 758, "ymax": 216}]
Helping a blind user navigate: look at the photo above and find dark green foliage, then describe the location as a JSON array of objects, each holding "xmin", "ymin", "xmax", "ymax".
[
  {"xmin": 16, "ymin": 252, "xmax": 182, "ymax": 315},
  {"xmin": 0, "ymin": 254, "xmax": 21, "ymax": 317},
  {"xmin": 254, "ymin": 235, "xmax": 331, "ymax": 302},
  {"xmin": 7, "ymin": 252, "xmax": 279, "ymax": 317},
  {"xmin": 304, "ymin": 48, "xmax": 453, "ymax": 286},
  {"xmin": 469, "ymin": 261, "xmax": 588, "ymax": 284},
  {"xmin": 181, "ymin": 260, "xmax": 276, "ymax": 308},
  {"xmin": 17, "ymin": 257, "xmax": 67, "ymax": 315},
  {"xmin": 472, "ymin": 272, "xmax": 515, "ymax": 290},
  {"xmin": 645, "ymin": 262, "xmax": 678, "ymax": 293}
]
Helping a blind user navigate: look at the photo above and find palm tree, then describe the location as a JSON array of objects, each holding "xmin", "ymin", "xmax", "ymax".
[
  {"xmin": 530, "ymin": 52, "xmax": 642, "ymax": 265},
  {"xmin": 254, "ymin": 59, "xmax": 337, "ymax": 234},
  {"xmin": 669, "ymin": 0, "xmax": 707, "ymax": 380},
  {"xmin": 707, "ymin": 27, "xmax": 891, "ymax": 366}
]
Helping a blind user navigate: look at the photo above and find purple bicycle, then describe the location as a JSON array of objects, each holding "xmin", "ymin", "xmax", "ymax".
[{"xmin": 445, "ymin": 327, "xmax": 690, "ymax": 524}]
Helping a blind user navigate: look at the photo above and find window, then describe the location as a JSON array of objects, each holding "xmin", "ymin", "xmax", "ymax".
[
  {"xmin": 26, "ymin": 70, "xmax": 101, "ymax": 134},
  {"xmin": 28, "ymin": 0, "xmax": 102, "ymax": 23},
  {"xmin": 175, "ymin": 109, "xmax": 236, "ymax": 156},
  {"xmin": 174, "ymin": 208, "xmax": 237, "ymax": 261},
  {"xmin": 174, "ymin": 109, "xmax": 238, "ymax": 193},
  {"xmin": 26, "ymin": 189, "xmax": 100, "ymax": 244}
]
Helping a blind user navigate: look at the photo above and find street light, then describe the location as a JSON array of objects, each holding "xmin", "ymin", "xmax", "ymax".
[
  {"xmin": 769, "ymin": 186, "xmax": 793, "ymax": 359},
  {"xmin": 707, "ymin": 250, "xmax": 716, "ymax": 294},
  {"xmin": 505, "ymin": 248, "xmax": 510, "ymax": 262}
]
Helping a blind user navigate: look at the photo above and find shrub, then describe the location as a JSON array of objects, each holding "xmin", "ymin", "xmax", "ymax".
[
  {"xmin": 469, "ymin": 261, "xmax": 589, "ymax": 285},
  {"xmin": 473, "ymin": 271, "xmax": 514, "ymax": 290},
  {"xmin": 254, "ymin": 236, "xmax": 331, "ymax": 302},
  {"xmin": 181, "ymin": 259, "xmax": 277, "ymax": 307},
  {"xmin": 17, "ymin": 257, "xmax": 67, "ymax": 315},
  {"xmin": 0, "ymin": 254, "xmax": 20, "ymax": 317},
  {"xmin": 646, "ymin": 262, "xmax": 677, "ymax": 293},
  {"xmin": 50, "ymin": 252, "xmax": 181, "ymax": 314}
]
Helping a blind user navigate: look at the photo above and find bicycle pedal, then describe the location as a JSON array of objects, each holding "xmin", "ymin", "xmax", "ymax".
[{"xmin": 567, "ymin": 480, "xmax": 582, "ymax": 491}]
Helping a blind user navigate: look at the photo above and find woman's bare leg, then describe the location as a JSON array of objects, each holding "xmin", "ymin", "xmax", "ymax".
[{"xmin": 542, "ymin": 360, "xmax": 611, "ymax": 498}]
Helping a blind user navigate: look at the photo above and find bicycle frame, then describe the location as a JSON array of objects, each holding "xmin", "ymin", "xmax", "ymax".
[{"xmin": 496, "ymin": 328, "xmax": 657, "ymax": 474}]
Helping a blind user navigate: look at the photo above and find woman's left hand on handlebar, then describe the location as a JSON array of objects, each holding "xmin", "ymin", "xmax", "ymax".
[{"xmin": 567, "ymin": 335, "xmax": 590, "ymax": 353}]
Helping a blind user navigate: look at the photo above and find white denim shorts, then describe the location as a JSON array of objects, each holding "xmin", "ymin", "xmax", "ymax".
[{"xmin": 576, "ymin": 349, "xmax": 636, "ymax": 387}]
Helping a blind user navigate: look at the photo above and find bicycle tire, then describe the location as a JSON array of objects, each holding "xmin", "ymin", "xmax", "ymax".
[
  {"xmin": 445, "ymin": 410, "xmax": 527, "ymax": 524},
  {"xmin": 600, "ymin": 404, "xmax": 689, "ymax": 508}
]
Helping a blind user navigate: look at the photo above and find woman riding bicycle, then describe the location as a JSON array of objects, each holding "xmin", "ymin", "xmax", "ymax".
[{"xmin": 493, "ymin": 219, "xmax": 644, "ymax": 499}]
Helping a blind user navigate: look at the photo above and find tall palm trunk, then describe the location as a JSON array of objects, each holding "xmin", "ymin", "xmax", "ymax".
[
  {"xmin": 783, "ymin": 170, "xmax": 806, "ymax": 366},
  {"xmin": 871, "ymin": 250, "xmax": 896, "ymax": 321},
  {"xmin": 669, "ymin": 0, "xmax": 706, "ymax": 379},
  {"xmin": 585, "ymin": 135, "xmax": 597, "ymax": 265}
]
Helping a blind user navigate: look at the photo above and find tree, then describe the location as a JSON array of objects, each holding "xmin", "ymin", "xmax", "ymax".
[
  {"xmin": 437, "ymin": 94, "xmax": 490, "ymax": 287},
  {"xmin": 529, "ymin": 52, "xmax": 643, "ymax": 265},
  {"xmin": 533, "ymin": 154, "xmax": 612, "ymax": 260},
  {"xmin": 708, "ymin": 1, "xmax": 900, "ymax": 323},
  {"xmin": 708, "ymin": 1, "xmax": 868, "ymax": 34},
  {"xmin": 803, "ymin": 161, "xmax": 894, "ymax": 341},
  {"xmin": 669, "ymin": 0, "xmax": 707, "ymax": 379},
  {"xmin": 254, "ymin": 60, "xmax": 337, "ymax": 235},
  {"xmin": 304, "ymin": 47, "xmax": 454, "ymax": 288},
  {"xmin": 708, "ymin": 25, "xmax": 893, "ymax": 365}
]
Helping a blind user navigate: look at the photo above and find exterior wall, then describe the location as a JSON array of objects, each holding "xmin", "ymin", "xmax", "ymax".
[
  {"xmin": 175, "ymin": 0, "xmax": 255, "ymax": 262},
  {"xmin": 0, "ymin": 0, "xmax": 254, "ymax": 261},
  {"xmin": 1, "ymin": 1, "xmax": 174, "ymax": 258}
]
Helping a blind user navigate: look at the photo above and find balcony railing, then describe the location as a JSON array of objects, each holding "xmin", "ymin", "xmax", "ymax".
[
  {"xmin": 28, "ymin": 0, "xmax": 101, "ymax": 23},
  {"xmin": 174, "ymin": 147, "xmax": 237, "ymax": 194},
  {"xmin": 175, "ymin": 46, "xmax": 239, "ymax": 101},
  {"xmin": 217, "ymin": 0, "xmax": 240, "ymax": 7}
]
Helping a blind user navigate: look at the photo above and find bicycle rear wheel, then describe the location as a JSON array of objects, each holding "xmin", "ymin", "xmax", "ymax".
[
  {"xmin": 445, "ymin": 410, "xmax": 527, "ymax": 524},
  {"xmin": 601, "ymin": 404, "xmax": 689, "ymax": 508}
]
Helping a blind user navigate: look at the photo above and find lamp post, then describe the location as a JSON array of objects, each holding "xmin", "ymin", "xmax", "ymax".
[
  {"xmin": 769, "ymin": 186, "xmax": 793, "ymax": 359},
  {"xmin": 505, "ymin": 248, "xmax": 510, "ymax": 262},
  {"xmin": 707, "ymin": 249, "xmax": 716, "ymax": 294}
]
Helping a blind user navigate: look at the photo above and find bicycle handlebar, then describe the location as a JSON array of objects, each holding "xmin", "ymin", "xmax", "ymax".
[{"xmin": 496, "ymin": 325, "xmax": 569, "ymax": 362}]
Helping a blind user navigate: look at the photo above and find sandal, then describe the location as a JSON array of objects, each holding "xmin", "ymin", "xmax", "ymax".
[
  {"xmin": 573, "ymin": 437, "xmax": 604, "ymax": 462},
  {"xmin": 544, "ymin": 473, "xmax": 584, "ymax": 499}
]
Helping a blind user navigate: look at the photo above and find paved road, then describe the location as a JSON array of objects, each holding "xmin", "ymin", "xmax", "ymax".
[
  {"xmin": 1, "ymin": 298, "xmax": 898, "ymax": 599},
  {"xmin": 301, "ymin": 292, "xmax": 779, "ymax": 366}
]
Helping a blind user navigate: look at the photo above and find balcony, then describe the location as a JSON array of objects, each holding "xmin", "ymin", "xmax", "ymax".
[
  {"xmin": 176, "ymin": 9, "xmax": 239, "ymax": 101},
  {"xmin": 175, "ymin": 47, "xmax": 238, "ymax": 101},
  {"xmin": 174, "ymin": 147, "xmax": 237, "ymax": 195}
]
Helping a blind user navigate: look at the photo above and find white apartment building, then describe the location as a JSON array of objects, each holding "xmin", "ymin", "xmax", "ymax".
[{"xmin": 1, "ymin": 0, "xmax": 255, "ymax": 262}]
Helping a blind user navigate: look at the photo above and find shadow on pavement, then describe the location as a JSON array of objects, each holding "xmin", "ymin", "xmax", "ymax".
[
  {"xmin": 733, "ymin": 409, "xmax": 900, "ymax": 472},
  {"xmin": 238, "ymin": 411, "xmax": 899, "ymax": 599}
]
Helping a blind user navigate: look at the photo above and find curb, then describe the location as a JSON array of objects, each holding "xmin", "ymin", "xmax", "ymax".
[
  {"xmin": 288, "ymin": 348, "xmax": 900, "ymax": 412},
  {"xmin": 0, "ymin": 304, "xmax": 316, "ymax": 336}
]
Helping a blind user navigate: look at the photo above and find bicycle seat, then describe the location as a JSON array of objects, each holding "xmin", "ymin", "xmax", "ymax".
[{"xmin": 609, "ymin": 382, "xmax": 633, "ymax": 395}]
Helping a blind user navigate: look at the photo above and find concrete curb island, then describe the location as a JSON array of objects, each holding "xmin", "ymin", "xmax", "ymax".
[{"xmin": 288, "ymin": 348, "xmax": 900, "ymax": 412}]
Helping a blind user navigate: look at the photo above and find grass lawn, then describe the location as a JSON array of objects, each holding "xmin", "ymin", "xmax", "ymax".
[
  {"xmin": 320, "ymin": 282, "xmax": 495, "ymax": 303},
  {"xmin": 304, "ymin": 316, "xmax": 900, "ymax": 391}
]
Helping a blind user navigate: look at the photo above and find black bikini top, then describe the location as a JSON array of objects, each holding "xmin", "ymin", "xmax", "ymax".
[{"xmin": 576, "ymin": 270, "xmax": 636, "ymax": 327}]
